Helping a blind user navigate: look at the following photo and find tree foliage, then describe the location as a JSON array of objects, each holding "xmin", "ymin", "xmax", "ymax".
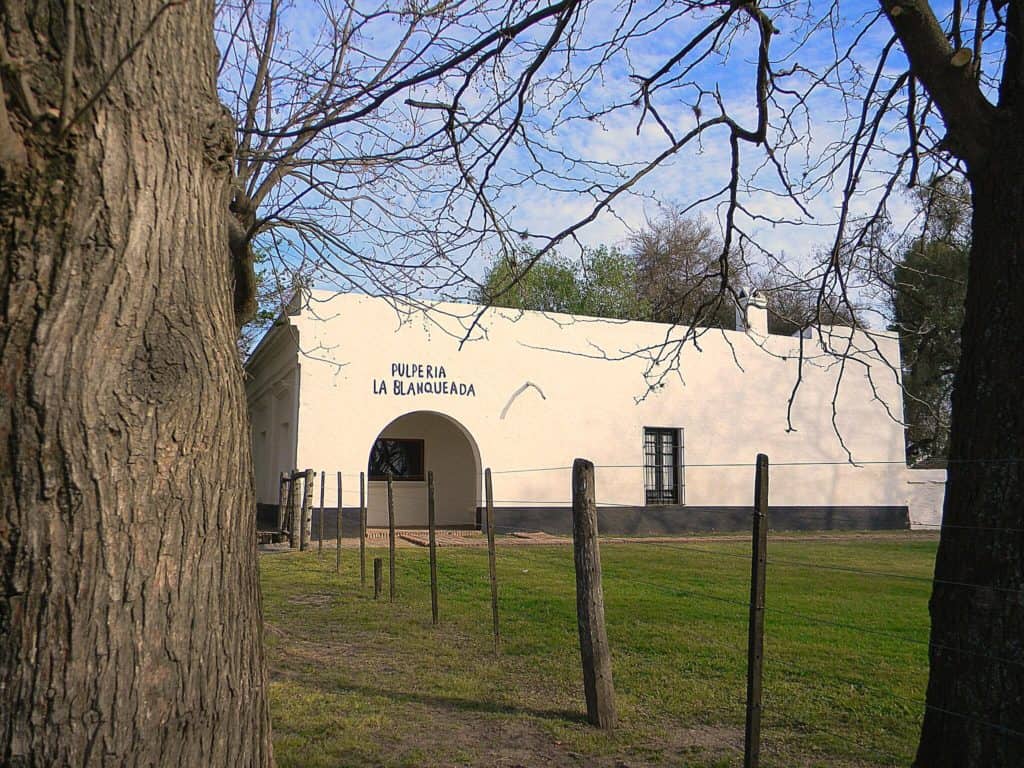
[
  {"xmin": 757, "ymin": 273, "xmax": 860, "ymax": 336},
  {"xmin": 480, "ymin": 211, "xmax": 859, "ymax": 336},
  {"xmin": 629, "ymin": 212, "xmax": 736, "ymax": 329},
  {"xmin": 891, "ymin": 178, "xmax": 971, "ymax": 464},
  {"xmin": 478, "ymin": 245, "xmax": 648, "ymax": 319},
  {"xmin": 239, "ymin": 261, "xmax": 299, "ymax": 357}
]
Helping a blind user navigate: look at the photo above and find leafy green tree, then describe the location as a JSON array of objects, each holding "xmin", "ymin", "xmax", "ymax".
[
  {"xmin": 239, "ymin": 267, "xmax": 290, "ymax": 357},
  {"xmin": 578, "ymin": 245, "xmax": 650, "ymax": 320},
  {"xmin": 891, "ymin": 179, "xmax": 971, "ymax": 464},
  {"xmin": 478, "ymin": 250, "xmax": 582, "ymax": 313},
  {"xmin": 478, "ymin": 246, "xmax": 647, "ymax": 320}
]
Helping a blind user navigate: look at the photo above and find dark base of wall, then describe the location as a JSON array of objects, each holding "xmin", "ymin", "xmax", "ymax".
[
  {"xmin": 483, "ymin": 505, "xmax": 910, "ymax": 536},
  {"xmin": 257, "ymin": 507, "xmax": 475, "ymax": 539},
  {"xmin": 256, "ymin": 503, "xmax": 279, "ymax": 530},
  {"xmin": 258, "ymin": 504, "xmax": 910, "ymax": 537},
  {"xmin": 309, "ymin": 508, "xmax": 362, "ymax": 540}
]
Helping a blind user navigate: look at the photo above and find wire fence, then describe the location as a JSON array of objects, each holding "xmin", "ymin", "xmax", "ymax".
[{"xmin": 267, "ymin": 456, "xmax": 1022, "ymax": 766}]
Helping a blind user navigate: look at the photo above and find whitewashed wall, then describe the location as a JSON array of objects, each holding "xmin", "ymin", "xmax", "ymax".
[
  {"xmin": 246, "ymin": 323, "xmax": 300, "ymax": 505},
  {"xmin": 246, "ymin": 291, "xmax": 910, "ymax": 520},
  {"xmin": 907, "ymin": 469, "xmax": 947, "ymax": 530}
]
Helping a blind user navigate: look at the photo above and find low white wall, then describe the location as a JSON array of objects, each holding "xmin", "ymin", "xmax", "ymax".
[{"xmin": 907, "ymin": 469, "xmax": 946, "ymax": 530}]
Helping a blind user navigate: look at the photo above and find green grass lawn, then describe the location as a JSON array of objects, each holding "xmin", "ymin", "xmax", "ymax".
[{"xmin": 260, "ymin": 534, "xmax": 936, "ymax": 767}]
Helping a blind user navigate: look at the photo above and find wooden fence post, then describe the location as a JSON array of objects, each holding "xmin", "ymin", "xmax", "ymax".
[
  {"xmin": 276, "ymin": 472, "xmax": 288, "ymax": 533},
  {"xmin": 298, "ymin": 474, "xmax": 307, "ymax": 551},
  {"xmin": 359, "ymin": 471, "xmax": 366, "ymax": 587},
  {"xmin": 288, "ymin": 471, "xmax": 302, "ymax": 549},
  {"xmin": 744, "ymin": 454, "xmax": 770, "ymax": 768},
  {"xmin": 318, "ymin": 470, "xmax": 326, "ymax": 554},
  {"xmin": 300, "ymin": 468, "xmax": 314, "ymax": 551},
  {"xmin": 571, "ymin": 458, "xmax": 616, "ymax": 730},
  {"xmin": 387, "ymin": 471, "xmax": 396, "ymax": 602},
  {"xmin": 336, "ymin": 471, "xmax": 343, "ymax": 573},
  {"xmin": 428, "ymin": 470, "xmax": 439, "ymax": 626},
  {"xmin": 299, "ymin": 475, "xmax": 305, "ymax": 552},
  {"xmin": 485, "ymin": 468, "xmax": 499, "ymax": 653},
  {"xmin": 373, "ymin": 558, "xmax": 383, "ymax": 600}
]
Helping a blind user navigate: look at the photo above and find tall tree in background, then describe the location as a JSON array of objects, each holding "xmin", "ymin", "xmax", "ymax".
[
  {"xmin": 758, "ymin": 273, "xmax": 860, "ymax": 336},
  {"xmin": 584, "ymin": 245, "xmax": 652, "ymax": 321},
  {"xmin": 891, "ymin": 178, "xmax": 970, "ymax": 464},
  {"xmin": 1, "ymin": 1, "xmax": 273, "ymax": 764},
  {"xmin": 481, "ymin": 212, "xmax": 863, "ymax": 337},
  {"xmin": 478, "ymin": 250, "xmax": 584, "ymax": 314},
  {"xmin": 630, "ymin": 212, "xmax": 737, "ymax": 328},
  {"xmin": 478, "ymin": 246, "xmax": 647, "ymax": 319},
  {"xmin": 239, "ymin": 263, "xmax": 294, "ymax": 357}
]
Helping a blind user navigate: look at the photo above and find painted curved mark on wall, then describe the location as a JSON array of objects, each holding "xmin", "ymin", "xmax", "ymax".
[{"xmin": 500, "ymin": 381, "xmax": 547, "ymax": 420}]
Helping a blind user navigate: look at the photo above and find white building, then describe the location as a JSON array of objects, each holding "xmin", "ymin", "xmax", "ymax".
[{"xmin": 245, "ymin": 290, "xmax": 923, "ymax": 534}]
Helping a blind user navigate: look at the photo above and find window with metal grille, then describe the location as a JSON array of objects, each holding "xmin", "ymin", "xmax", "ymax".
[
  {"xmin": 644, "ymin": 428, "xmax": 682, "ymax": 505},
  {"xmin": 368, "ymin": 438, "xmax": 425, "ymax": 481}
]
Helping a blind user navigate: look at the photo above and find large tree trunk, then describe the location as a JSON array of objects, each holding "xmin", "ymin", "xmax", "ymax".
[
  {"xmin": 0, "ymin": 2, "xmax": 273, "ymax": 765},
  {"xmin": 914, "ymin": 152, "xmax": 1024, "ymax": 765}
]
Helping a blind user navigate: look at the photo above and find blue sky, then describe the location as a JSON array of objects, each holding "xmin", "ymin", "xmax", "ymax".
[{"xmin": 217, "ymin": 1, "xmax": 980, "ymax": 323}]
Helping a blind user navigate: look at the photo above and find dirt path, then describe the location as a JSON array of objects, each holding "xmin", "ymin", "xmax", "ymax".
[{"xmin": 260, "ymin": 529, "xmax": 937, "ymax": 553}]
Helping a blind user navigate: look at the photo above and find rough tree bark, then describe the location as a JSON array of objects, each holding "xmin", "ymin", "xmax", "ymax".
[
  {"xmin": 0, "ymin": 2, "xmax": 273, "ymax": 765},
  {"xmin": 880, "ymin": 3, "xmax": 1024, "ymax": 765},
  {"xmin": 913, "ymin": 141, "xmax": 1024, "ymax": 766}
]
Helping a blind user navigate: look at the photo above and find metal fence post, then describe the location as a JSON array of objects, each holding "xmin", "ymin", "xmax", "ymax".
[
  {"xmin": 428, "ymin": 470, "xmax": 439, "ymax": 625},
  {"xmin": 359, "ymin": 471, "xmax": 367, "ymax": 587},
  {"xmin": 744, "ymin": 453, "xmax": 769, "ymax": 768},
  {"xmin": 335, "ymin": 471, "xmax": 342, "ymax": 573},
  {"xmin": 318, "ymin": 469, "xmax": 326, "ymax": 554},
  {"xmin": 485, "ymin": 468, "xmax": 499, "ymax": 653},
  {"xmin": 387, "ymin": 471, "xmax": 396, "ymax": 602}
]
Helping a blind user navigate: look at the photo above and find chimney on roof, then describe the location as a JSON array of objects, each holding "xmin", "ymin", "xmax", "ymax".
[{"xmin": 736, "ymin": 289, "xmax": 769, "ymax": 336}]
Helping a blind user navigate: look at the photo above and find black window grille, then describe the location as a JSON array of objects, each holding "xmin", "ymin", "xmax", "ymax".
[
  {"xmin": 369, "ymin": 438, "xmax": 425, "ymax": 481},
  {"xmin": 644, "ymin": 428, "xmax": 681, "ymax": 505}
]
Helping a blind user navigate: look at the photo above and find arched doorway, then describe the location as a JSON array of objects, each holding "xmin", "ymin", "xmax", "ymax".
[{"xmin": 366, "ymin": 411, "xmax": 481, "ymax": 528}]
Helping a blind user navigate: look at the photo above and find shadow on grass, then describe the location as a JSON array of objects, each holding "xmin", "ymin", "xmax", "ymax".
[{"xmin": 335, "ymin": 680, "xmax": 588, "ymax": 724}]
